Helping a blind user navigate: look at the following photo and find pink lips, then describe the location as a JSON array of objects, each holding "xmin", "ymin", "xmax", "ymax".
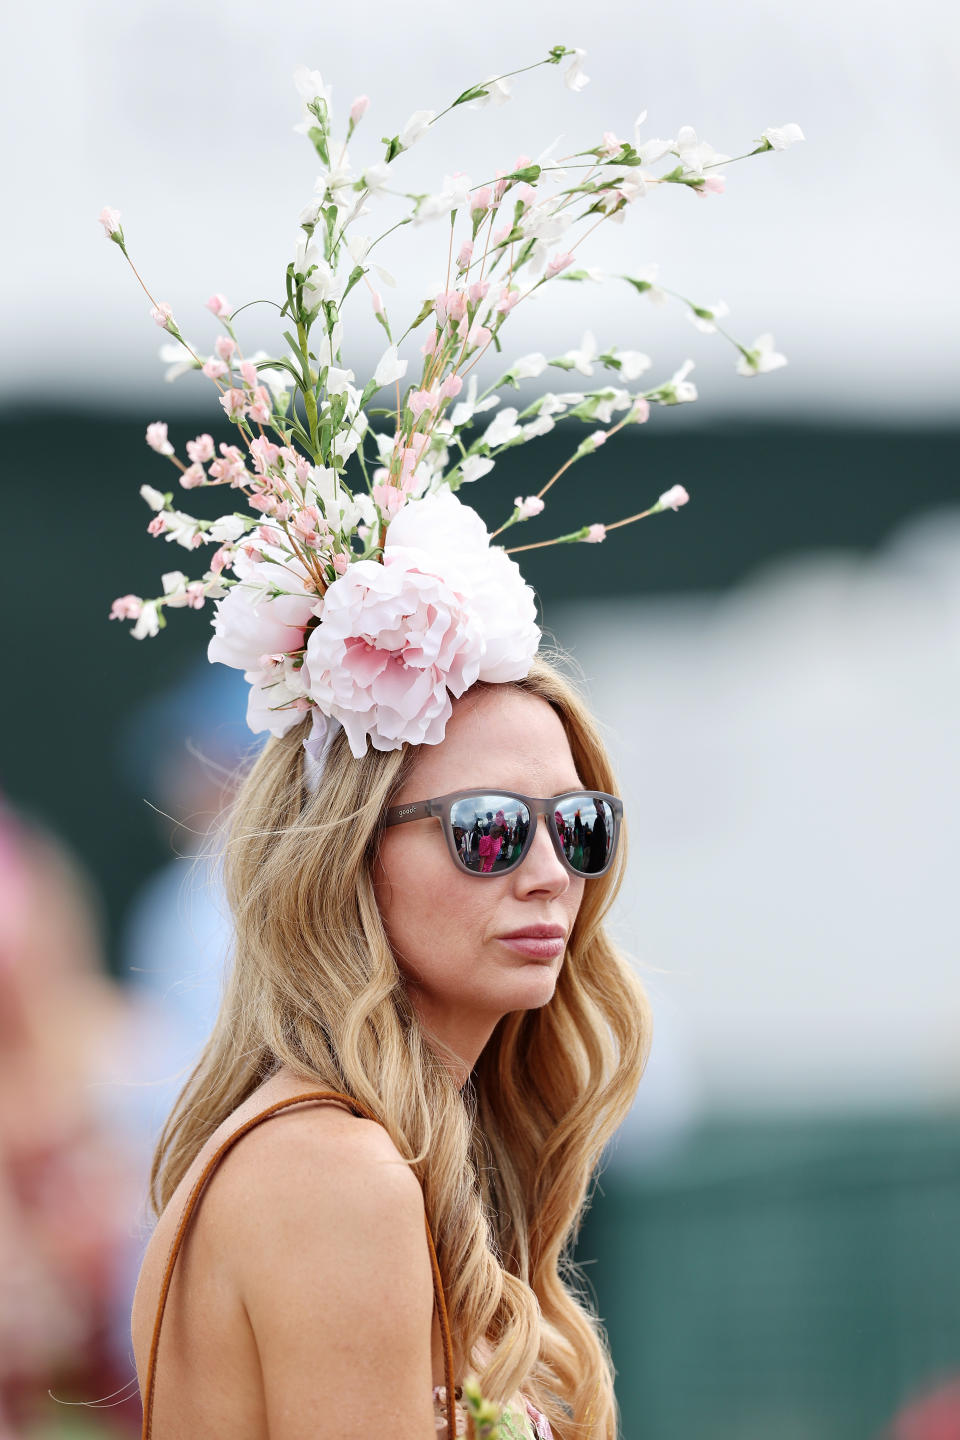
[{"xmin": 497, "ymin": 924, "xmax": 566, "ymax": 961}]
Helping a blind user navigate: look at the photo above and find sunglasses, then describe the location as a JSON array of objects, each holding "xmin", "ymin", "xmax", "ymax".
[{"xmin": 384, "ymin": 788, "xmax": 623, "ymax": 879}]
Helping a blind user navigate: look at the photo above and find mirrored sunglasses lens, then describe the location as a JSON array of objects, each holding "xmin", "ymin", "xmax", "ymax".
[
  {"xmin": 449, "ymin": 795, "xmax": 531, "ymax": 874},
  {"xmin": 552, "ymin": 793, "xmax": 616, "ymax": 875}
]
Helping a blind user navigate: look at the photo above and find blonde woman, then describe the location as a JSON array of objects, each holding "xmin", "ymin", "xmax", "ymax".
[{"xmin": 131, "ymin": 656, "xmax": 652, "ymax": 1439}]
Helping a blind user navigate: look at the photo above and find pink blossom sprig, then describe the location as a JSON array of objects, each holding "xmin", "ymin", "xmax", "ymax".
[
  {"xmin": 103, "ymin": 42, "xmax": 802, "ymax": 662},
  {"xmin": 504, "ymin": 485, "xmax": 690, "ymax": 556}
]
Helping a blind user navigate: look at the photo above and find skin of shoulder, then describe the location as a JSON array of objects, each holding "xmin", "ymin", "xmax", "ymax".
[{"xmin": 206, "ymin": 1103, "xmax": 438, "ymax": 1439}]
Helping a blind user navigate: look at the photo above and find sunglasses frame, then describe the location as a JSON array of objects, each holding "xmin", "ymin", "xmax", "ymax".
[{"xmin": 383, "ymin": 788, "xmax": 623, "ymax": 880}]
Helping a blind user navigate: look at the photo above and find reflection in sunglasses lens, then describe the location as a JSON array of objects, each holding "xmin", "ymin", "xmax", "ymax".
[
  {"xmin": 552, "ymin": 793, "xmax": 615, "ymax": 875},
  {"xmin": 448, "ymin": 793, "xmax": 616, "ymax": 876},
  {"xmin": 450, "ymin": 795, "xmax": 532, "ymax": 874}
]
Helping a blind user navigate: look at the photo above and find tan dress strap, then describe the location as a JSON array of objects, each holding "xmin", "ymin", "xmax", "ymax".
[{"xmin": 141, "ymin": 1090, "xmax": 458, "ymax": 1440}]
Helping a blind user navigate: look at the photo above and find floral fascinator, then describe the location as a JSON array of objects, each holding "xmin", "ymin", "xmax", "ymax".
[{"xmin": 103, "ymin": 45, "xmax": 803, "ymax": 790}]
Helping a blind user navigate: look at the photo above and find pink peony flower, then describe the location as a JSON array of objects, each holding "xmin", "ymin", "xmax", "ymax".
[
  {"xmin": 146, "ymin": 421, "xmax": 174, "ymax": 455},
  {"xmin": 109, "ymin": 594, "xmax": 142, "ymax": 620},
  {"xmin": 305, "ymin": 557, "xmax": 484, "ymax": 757},
  {"xmin": 302, "ymin": 490, "xmax": 540, "ymax": 757},
  {"xmin": 206, "ymin": 293, "xmax": 230, "ymax": 316}
]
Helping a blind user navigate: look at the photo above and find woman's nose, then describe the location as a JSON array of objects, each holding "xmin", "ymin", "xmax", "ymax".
[{"xmin": 514, "ymin": 813, "xmax": 570, "ymax": 897}]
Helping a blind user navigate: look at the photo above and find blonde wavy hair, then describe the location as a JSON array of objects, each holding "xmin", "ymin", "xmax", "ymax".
[{"xmin": 150, "ymin": 653, "xmax": 653, "ymax": 1439}]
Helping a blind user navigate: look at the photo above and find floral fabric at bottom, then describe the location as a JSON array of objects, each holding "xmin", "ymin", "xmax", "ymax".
[{"xmin": 432, "ymin": 1385, "xmax": 554, "ymax": 1439}]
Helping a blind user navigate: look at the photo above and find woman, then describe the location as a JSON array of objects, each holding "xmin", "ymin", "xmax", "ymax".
[{"xmin": 130, "ymin": 656, "xmax": 651, "ymax": 1438}]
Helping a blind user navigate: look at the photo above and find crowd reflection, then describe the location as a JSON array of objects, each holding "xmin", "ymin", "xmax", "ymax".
[{"xmin": 450, "ymin": 792, "xmax": 613, "ymax": 875}]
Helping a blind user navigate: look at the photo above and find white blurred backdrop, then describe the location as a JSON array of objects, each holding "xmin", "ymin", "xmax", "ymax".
[{"xmin": 2, "ymin": 0, "xmax": 957, "ymax": 418}]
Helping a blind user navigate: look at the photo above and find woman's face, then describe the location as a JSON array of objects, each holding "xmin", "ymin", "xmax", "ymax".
[{"xmin": 374, "ymin": 685, "xmax": 586, "ymax": 1076}]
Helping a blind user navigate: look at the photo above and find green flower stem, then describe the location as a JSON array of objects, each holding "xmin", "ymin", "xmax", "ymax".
[{"xmin": 296, "ymin": 319, "xmax": 320, "ymax": 457}]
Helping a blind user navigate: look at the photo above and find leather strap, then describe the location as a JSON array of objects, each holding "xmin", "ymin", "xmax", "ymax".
[{"xmin": 141, "ymin": 1090, "xmax": 458, "ymax": 1440}]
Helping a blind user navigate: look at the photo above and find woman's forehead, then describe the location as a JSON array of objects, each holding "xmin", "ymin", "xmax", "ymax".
[{"xmin": 408, "ymin": 688, "xmax": 582, "ymax": 794}]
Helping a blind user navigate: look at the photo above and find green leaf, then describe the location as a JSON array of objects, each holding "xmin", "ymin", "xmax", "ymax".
[
  {"xmin": 341, "ymin": 264, "xmax": 366, "ymax": 302},
  {"xmin": 622, "ymin": 276, "xmax": 653, "ymax": 294},
  {"xmin": 408, "ymin": 297, "xmax": 436, "ymax": 331},
  {"xmin": 452, "ymin": 85, "xmax": 490, "ymax": 106},
  {"xmin": 307, "ymin": 125, "xmax": 329, "ymax": 166},
  {"xmin": 382, "ymin": 134, "xmax": 402, "ymax": 163}
]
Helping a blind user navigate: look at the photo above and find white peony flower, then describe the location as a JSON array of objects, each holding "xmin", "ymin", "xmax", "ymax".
[
  {"xmin": 385, "ymin": 490, "xmax": 540, "ymax": 683},
  {"xmin": 207, "ymin": 543, "xmax": 319, "ymax": 686}
]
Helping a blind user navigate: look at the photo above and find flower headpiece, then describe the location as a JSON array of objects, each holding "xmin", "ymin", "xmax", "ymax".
[{"xmin": 103, "ymin": 46, "xmax": 802, "ymax": 788}]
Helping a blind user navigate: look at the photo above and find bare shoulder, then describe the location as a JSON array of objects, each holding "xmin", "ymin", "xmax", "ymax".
[
  {"xmin": 159, "ymin": 1091, "xmax": 438, "ymax": 1437},
  {"xmin": 205, "ymin": 1093, "xmax": 427, "ymax": 1248}
]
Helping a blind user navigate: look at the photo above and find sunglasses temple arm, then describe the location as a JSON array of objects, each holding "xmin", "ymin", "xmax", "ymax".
[{"xmin": 384, "ymin": 800, "xmax": 434, "ymax": 827}]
